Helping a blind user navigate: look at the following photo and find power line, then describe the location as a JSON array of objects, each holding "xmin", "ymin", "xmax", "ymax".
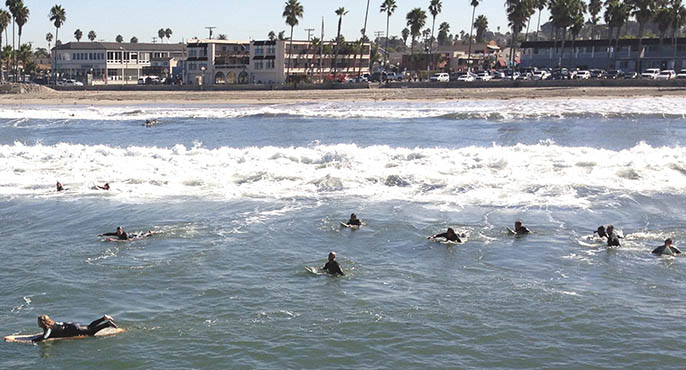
[
  {"xmin": 205, "ymin": 26, "xmax": 216, "ymax": 40},
  {"xmin": 305, "ymin": 28, "xmax": 315, "ymax": 41}
]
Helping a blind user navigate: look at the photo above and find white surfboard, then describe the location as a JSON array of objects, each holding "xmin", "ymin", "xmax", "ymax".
[{"xmin": 4, "ymin": 327, "xmax": 126, "ymax": 344}]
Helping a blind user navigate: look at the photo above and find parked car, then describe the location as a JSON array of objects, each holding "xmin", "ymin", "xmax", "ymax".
[
  {"xmin": 503, "ymin": 69, "xmax": 521, "ymax": 80},
  {"xmin": 551, "ymin": 68, "xmax": 571, "ymax": 80},
  {"xmin": 575, "ymin": 70, "xmax": 591, "ymax": 80},
  {"xmin": 385, "ymin": 72, "xmax": 403, "ymax": 81},
  {"xmin": 475, "ymin": 71, "xmax": 492, "ymax": 81},
  {"xmin": 641, "ymin": 68, "xmax": 660, "ymax": 79},
  {"xmin": 589, "ymin": 69, "xmax": 607, "ymax": 79},
  {"xmin": 429, "ymin": 72, "xmax": 450, "ymax": 82},
  {"xmin": 532, "ymin": 70, "xmax": 550, "ymax": 80},
  {"xmin": 456, "ymin": 72, "xmax": 477, "ymax": 82},
  {"xmin": 655, "ymin": 70, "xmax": 676, "ymax": 80},
  {"xmin": 490, "ymin": 70, "xmax": 506, "ymax": 79},
  {"xmin": 607, "ymin": 69, "xmax": 625, "ymax": 79},
  {"xmin": 369, "ymin": 71, "xmax": 388, "ymax": 82},
  {"xmin": 624, "ymin": 71, "xmax": 639, "ymax": 79},
  {"xmin": 677, "ymin": 69, "xmax": 686, "ymax": 79}
]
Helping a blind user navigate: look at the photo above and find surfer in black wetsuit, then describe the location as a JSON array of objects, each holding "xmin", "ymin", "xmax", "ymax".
[
  {"xmin": 34, "ymin": 314, "xmax": 118, "ymax": 342},
  {"xmin": 652, "ymin": 238, "xmax": 681, "ymax": 256},
  {"xmin": 322, "ymin": 252, "xmax": 344, "ymax": 276},
  {"xmin": 99, "ymin": 226, "xmax": 129, "ymax": 240},
  {"xmin": 96, "ymin": 183, "xmax": 110, "ymax": 190},
  {"xmin": 428, "ymin": 227, "xmax": 462, "ymax": 242},
  {"xmin": 346, "ymin": 213, "xmax": 362, "ymax": 226},
  {"xmin": 56, "ymin": 181, "xmax": 64, "ymax": 191},
  {"xmin": 606, "ymin": 224, "xmax": 621, "ymax": 247},
  {"xmin": 594, "ymin": 226, "xmax": 608, "ymax": 238},
  {"xmin": 513, "ymin": 221, "xmax": 530, "ymax": 235}
]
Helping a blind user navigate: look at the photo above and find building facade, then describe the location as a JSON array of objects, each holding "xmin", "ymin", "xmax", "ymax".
[
  {"xmin": 52, "ymin": 42, "xmax": 186, "ymax": 84},
  {"xmin": 185, "ymin": 39, "xmax": 251, "ymax": 85},
  {"xmin": 520, "ymin": 38, "xmax": 686, "ymax": 71}
]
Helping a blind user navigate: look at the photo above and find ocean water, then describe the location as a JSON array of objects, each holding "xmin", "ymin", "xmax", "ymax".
[{"xmin": 1, "ymin": 98, "xmax": 686, "ymax": 369}]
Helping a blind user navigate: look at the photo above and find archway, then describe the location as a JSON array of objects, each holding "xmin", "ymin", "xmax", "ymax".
[{"xmin": 214, "ymin": 71, "xmax": 225, "ymax": 84}]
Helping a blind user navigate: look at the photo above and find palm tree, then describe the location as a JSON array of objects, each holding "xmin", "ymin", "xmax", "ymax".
[
  {"xmin": 437, "ymin": 21, "xmax": 450, "ymax": 45},
  {"xmin": 88, "ymin": 30, "xmax": 96, "ymax": 42},
  {"xmin": 45, "ymin": 32, "xmax": 52, "ymax": 49},
  {"xmin": 0, "ymin": 10, "xmax": 9, "ymax": 82},
  {"xmin": 568, "ymin": 12, "xmax": 585, "ymax": 65},
  {"xmin": 48, "ymin": 4, "xmax": 66, "ymax": 82},
  {"xmin": 14, "ymin": 0, "xmax": 27, "ymax": 81},
  {"xmin": 589, "ymin": 0, "xmax": 603, "ymax": 39},
  {"xmin": 670, "ymin": 0, "xmax": 686, "ymax": 62},
  {"xmin": 115, "ymin": 34, "xmax": 123, "ymax": 43},
  {"xmin": 6, "ymin": 0, "xmax": 17, "ymax": 80},
  {"xmin": 605, "ymin": 0, "xmax": 631, "ymax": 68},
  {"xmin": 630, "ymin": 0, "xmax": 656, "ymax": 73},
  {"xmin": 505, "ymin": 0, "xmax": 535, "ymax": 72},
  {"xmin": 218, "ymin": 34, "xmax": 227, "ymax": 40},
  {"xmin": 406, "ymin": 8, "xmax": 427, "ymax": 55},
  {"xmin": 401, "ymin": 27, "xmax": 409, "ymax": 47},
  {"xmin": 467, "ymin": 0, "xmax": 480, "ymax": 71},
  {"xmin": 165, "ymin": 28, "xmax": 172, "ymax": 42},
  {"xmin": 74, "ymin": 28, "xmax": 82, "ymax": 42},
  {"xmin": 158, "ymin": 28, "xmax": 165, "ymax": 43},
  {"xmin": 282, "ymin": 0, "xmax": 304, "ymax": 80},
  {"xmin": 2, "ymin": 45, "xmax": 12, "ymax": 79},
  {"xmin": 549, "ymin": 0, "xmax": 586, "ymax": 67},
  {"xmin": 268, "ymin": 30, "xmax": 276, "ymax": 40},
  {"xmin": 130, "ymin": 36, "xmax": 138, "ymax": 43},
  {"xmin": 428, "ymin": 0, "xmax": 442, "ymax": 70},
  {"xmin": 474, "ymin": 15, "xmax": 489, "ymax": 42},
  {"xmin": 332, "ymin": 7, "xmax": 348, "ymax": 79},
  {"xmin": 655, "ymin": 6, "xmax": 671, "ymax": 51},
  {"xmin": 380, "ymin": 0, "xmax": 397, "ymax": 67},
  {"xmin": 358, "ymin": 0, "xmax": 371, "ymax": 78},
  {"xmin": 278, "ymin": 30, "xmax": 287, "ymax": 40},
  {"xmin": 534, "ymin": 0, "xmax": 547, "ymax": 40}
]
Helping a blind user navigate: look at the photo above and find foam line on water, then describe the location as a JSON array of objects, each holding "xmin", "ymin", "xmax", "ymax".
[
  {"xmin": 1, "ymin": 141, "xmax": 685, "ymax": 207},
  {"xmin": 2, "ymin": 97, "xmax": 686, "ymax": 121}
]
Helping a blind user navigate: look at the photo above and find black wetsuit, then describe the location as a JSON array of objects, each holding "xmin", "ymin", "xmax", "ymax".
[
  {"xmin": 607, "ymin": 233, "xmax": 620, "ymax": 247},
  {"xmin": 433, "ymin": 232, "xmax": 461, "ymax": 242},
  {"xmin": 514, "ymin": 226, "xmax": 530, "ymax": 235},
  {"xmin": 34, "ymin": 317, "xmax": 117, "ymax": 342},
  {"xmin": 347, "ymin": 218, "xmax": 362, "ymax": 226},
  {"xmin": 102, "ymin": 232, "xmax": 129, "ymax": 240},
  {"xmin": 652, "ymin": 245, "xmax": 682, "ymax": 256},
  {"xmin": 322, "ymin": 261, "xmax": 344, "ymax": 276}
]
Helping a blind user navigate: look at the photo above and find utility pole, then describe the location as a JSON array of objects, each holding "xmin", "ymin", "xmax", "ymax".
[
  {"xmin": 305, "ymin": 28, "xmax": 315, "ymax": 41},
  {"xmin": 374, "ymin": 31, "xmax": 384, "ymax": 41},
  {"xmin": 205, "ymin": 26, "xmax": 216, "ymax": 40},
  {"xmin": 152, "ymin": 37, "xmax": 157, "ymax": 43}
]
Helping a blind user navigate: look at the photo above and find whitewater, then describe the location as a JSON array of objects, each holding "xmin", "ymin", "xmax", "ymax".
[{"xmin": 1, "ymin": 99, "xmax": 685, "ymax": 369}]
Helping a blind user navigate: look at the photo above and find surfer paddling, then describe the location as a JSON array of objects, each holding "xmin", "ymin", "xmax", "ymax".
[
  {"xmin": 427, "ymin": 227, "xmax": 463, "ymax": 243},
  {"xmin": 33, "ymin": 314, "xmax": 118, "ymax": 342},
  {"xmin": 606, "ymin": 224, "xmax": 621, "ymax": 247},
  {"xmin": 56, "ymin": 181, "xmax": 65, "ymax": 191},
  {"xmin": 99, "ymin": 226, "xmax": 154, "ymax": 241},
  {"xmin": 594, "ymin": 226, "xmax": 608, "ymax": 238},
  {"xmin": 346, "ymin": 213, "xmax": 362, "ymax": 227},
  {"xmin": 95, "ymin": 183, "xmax": 110, "ymax": 190},
  {"xmin": 512, "ymin": 221, "xmax": 531, "ymax": 235},
  {"xmin": 652, "ymin": 238, "xmax": 681, "ymax": 256},
  {"xmin": 322, "ymin": 252, "xmax": 344, "ymax": 276}
]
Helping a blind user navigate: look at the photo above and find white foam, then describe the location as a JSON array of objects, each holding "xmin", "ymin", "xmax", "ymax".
[
  {"xmin": 2, "ymin": 141, "xmax": 685, "ymax": 207},
  {"xmin": 2, "ymin": 97, "xmax": 686, "ymax": 121}
]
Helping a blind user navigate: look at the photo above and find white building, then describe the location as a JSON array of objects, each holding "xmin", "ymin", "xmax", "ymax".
[
  {"xmin": 185, "ymin": 39, "xmax": 251, "ymax": 85},
  {"xmin": 52, "ymin": 42, "xmax": 186, "ymax": 84}
]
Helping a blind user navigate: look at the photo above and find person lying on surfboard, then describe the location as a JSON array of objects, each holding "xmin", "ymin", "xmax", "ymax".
[
  {"xmin": 322, "ymin": 252, "xmax": 344, "ymax": 276},
  {"xmin": 56, "ymin": 181, "xmax": 65, "ymax": 191},
  {"xmin": 594, "ymin": 226, "xmax": 608, "ymax": 238},
  {"xmin": 33, "ymin": 314, "xmax": 118, "ymax": 342},
  {"xmin": 606, "ymin": 225, "xmax": 621, "ymax": 247},
  {"xmin": 513, "ymin": 221, "xmax": 531, "ymax": 235},
  {"xmin": 427, "ymin": 227, "xmax": 462, "ymax": 243},
  {"xmin": 99, "ymin": 226, "xmax": 130, "ymax": 240},
  {"xmin": 95, "ymin": 183, "xmax": 110, "ymax": 190},
  {"xmin": 346, "ymin": 213, "xmax": 362, "ymax": 227},
  {"xmin": 652, "ymin": 238, "xmax": 681, "ymax": 256}
]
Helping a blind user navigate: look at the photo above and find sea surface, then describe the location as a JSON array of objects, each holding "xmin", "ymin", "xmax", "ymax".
[{"xmin": 1, "ymin": 98, "xmax": 685, "ymax": 369}]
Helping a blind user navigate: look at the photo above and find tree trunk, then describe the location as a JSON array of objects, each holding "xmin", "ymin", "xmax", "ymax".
[
  {"xmin": 635, "ymin": 22, "xmax": 644, "ymax": 73},
  {"xmin": 333, "ymin": 19, "xmax": 342, "ymax": 80},
  {"xmin": 525, "ymin": 17, "xmax": 531, "ymax": 42},
  {"xmin": 559, "ymin": 27, "xmax": 566, "ymax": 67},
  {"xmin": 536, "ymin": 10, "xmax": 542, "ymax": 41},
  {"xmin": 467, "ymin": 6, "xmax": 476, "ymax": 72},
  {"xmin": 384, "ymin": 14, "xmax": 390, "ymax": 66},
  {"xmin": 613, "ymin": 26, "xmax": 621, "ymax": 69},
  {"xmin": 287, "ymin": 26, "xmax": 294, "ymax": 80},
  {"xmin": 359, "ymin": 0, "xmax": 370, "ymax": 78}
]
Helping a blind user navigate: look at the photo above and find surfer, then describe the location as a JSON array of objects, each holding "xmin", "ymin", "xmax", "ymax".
[
  {"xmin": 606, "ymin": 225, "xmax": 621, "ymax": 247},
  {"xmin": 513, "ymin": 221, "xmax": 530, "ymax": 235},
  {"xmin": 95, "ymin": 183, "xmax": 110, "ymax": 190},
  {"xmin": 427, "ymin": 227, "xmax": 462, "ymax": 243},
  {"xmin": 346, "ymin": 213, "xmax": 362, "ymax": 227},
  {"xmin": 33, "ymin": 314, "xmax": 118, "ymax": 342},
  {"xmin": 99, "ymin": 226, "xmax": 129, "ymax": 240},
  {"xmin": 322, "ymin": 252, "xmax": 344, "ymax": 276},
  {"xmin": 56, "ymin": 181, "xmax": 64, "ymax": 191},
  {"xmin": 652, "ymin": 238, "xmax": 681, "ymax": 256},
  {"xmin": 594, "ymin": 226, "xmax": 608, "ymax": 238}
]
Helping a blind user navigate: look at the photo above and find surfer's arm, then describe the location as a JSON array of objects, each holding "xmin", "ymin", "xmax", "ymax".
[
  {"xmin": 33, "ymin": 328, "xmax": 51, "ymax": 342},
  {"xmin": 100, "ymin": 232, "xmax": 117, "ymax": 237}
]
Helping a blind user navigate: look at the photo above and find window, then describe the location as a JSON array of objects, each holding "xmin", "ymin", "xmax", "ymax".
[
  {"xmin": 254, "ymin": 60, "xmax": 263, "ymax": 69},
  {"xmin": 265, "ymin": 59, "xmax": 275, "ymax": 69},
  {"xmin": 256, "ymin": 45, "xmax": 264, "ymax": 55},
  {"xmin": 267, "ymin": 45, "xmax": 276, "ymax": 55},
  {"xmin": 189, "ymin": 63, "xmax": 197, "ymax": 70}
]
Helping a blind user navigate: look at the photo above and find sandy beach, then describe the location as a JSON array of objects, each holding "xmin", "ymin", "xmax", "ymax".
[{"xmin": 3, "ymin": 86, "xmax": 686, "ymax": 105}]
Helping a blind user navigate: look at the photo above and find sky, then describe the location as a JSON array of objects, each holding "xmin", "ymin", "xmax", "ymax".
[{"xmin": 17, "ymin": 0, "xmax": 550, "ymax": 49}]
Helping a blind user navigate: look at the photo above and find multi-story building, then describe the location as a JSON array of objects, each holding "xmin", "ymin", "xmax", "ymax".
[
  {"xmin": 52, "ymin": 42, "xmax": 187, "ymax": 84},
  {"xmin": 185, "ymin": 39, "xmax": 251, "ymax": 85},
  {"xmin": 183, "ymin": 38, "xmax": 372, "ymax": 85},
  {"xmin": 520, "ymin": 37, "xmax": 686, "ymax": 71}
]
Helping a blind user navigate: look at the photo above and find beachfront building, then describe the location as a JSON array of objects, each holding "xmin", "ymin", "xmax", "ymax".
[
  {"xmin": 250, "ymin": 39, "xmax": 371, "ymax": 84},
  {"xmin": 398, "ymin": 41, "xmax": 502, "ymax": 73},
  {"xmin": 520, "ymin": 37, "xmax": 686, "ymax": 71},
  {"xmin": 185, "ymin": 39, "xmax": 251, "ymax": 85},
  {"xmin": 52, "ymin": 42, "xmax": 187, "ymax": 84}
]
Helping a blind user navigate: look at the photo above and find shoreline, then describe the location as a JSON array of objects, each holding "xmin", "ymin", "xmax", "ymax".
[{"xmin": 3, "ymin": 86, "xmax": 686, "ymax": 105}]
